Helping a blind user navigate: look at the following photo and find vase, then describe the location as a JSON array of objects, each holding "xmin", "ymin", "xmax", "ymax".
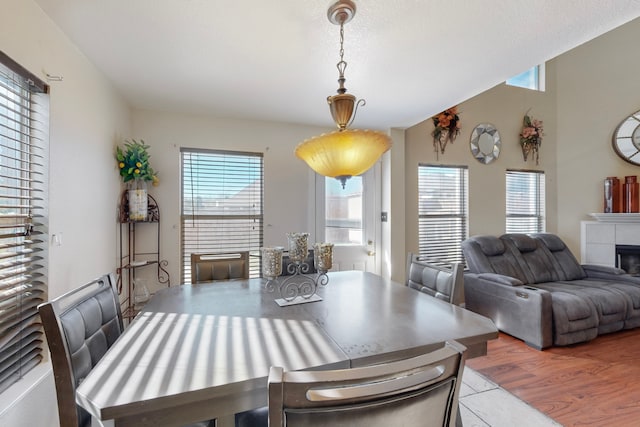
[
  {"xmin": 133, "ymin": 277, "xmax": 150, "ymax": 309},
  {"xmin": 623, "ymin": 176, "xmax": 639, "ymax": 213},
  {"xmin": 604, "ymin": 176, "xmax": 621, "ymax": 213},
  {"xmin": 521, "ymin": 141, "xmax": 540, "ymax": 164},
  {"xmin": 521, "ymin": 142, "xmax": 532, "ymax": 162},
  {"xmin": 437, "ymin": 129, "xmax": 449, "ymax": 154},
  {"xmin": 128, "ymin": 179, "xmax": 148, "ymax": 221}
]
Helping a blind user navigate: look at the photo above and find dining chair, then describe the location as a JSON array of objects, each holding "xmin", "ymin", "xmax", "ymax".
[
  {"xmin": 280, "ymin": 249, "xmax": 316, "ymax": 275},
  {"xmin": 39, "ymin": 274, "xmax": 217, "ymax": 427},
  {"xmin": 266, "ymin": 340, "xmax": 467, "ymax": 427},
  {"xmin": 190, "ymin": 251, "xmax": 249, "ymax": 284},
  {"xmin": 406, "ymin": 253, "xmax": 465, "ymax": 307},
  {"xmin": 38, "ymin": 273, "xmax": 123, "ymax": 427}
]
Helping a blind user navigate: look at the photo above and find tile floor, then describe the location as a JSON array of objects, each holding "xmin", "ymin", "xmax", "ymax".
[{"xmin": 460, "ymin": 368, "xmax": 562, "ymax": 427}]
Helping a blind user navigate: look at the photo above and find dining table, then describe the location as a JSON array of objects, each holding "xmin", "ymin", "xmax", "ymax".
[{"xmin": 76, "ymin": 270, "xmax": 498, "ymax": 427}]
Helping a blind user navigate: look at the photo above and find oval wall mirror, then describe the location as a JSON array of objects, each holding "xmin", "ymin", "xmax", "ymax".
[
  {"xmin": 612, "ymin": 110, "xmax": 640, "ymax": 166},
  {"xmin": 470, "ymin": 123, "xmax": 501, "ymax": 164}
]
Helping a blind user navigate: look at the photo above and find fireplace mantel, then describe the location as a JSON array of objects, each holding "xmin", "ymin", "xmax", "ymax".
[
  {"xmin": 589, "ymin": 213, "xmax": 640, "ymax": 223},
  {"xmin": 581, "ymin": 219, "xmax": 640, "ymax": 266}
]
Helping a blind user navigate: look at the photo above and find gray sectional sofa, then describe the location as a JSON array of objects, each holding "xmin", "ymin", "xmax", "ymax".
[{"xmin": 462, "ymin": 233, "xmax": 640, "ymax": 349}]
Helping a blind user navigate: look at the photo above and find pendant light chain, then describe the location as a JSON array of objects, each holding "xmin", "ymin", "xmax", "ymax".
[
  {"xmin": 336, "ymin": 21, "xmax": 347, "ymax": 95},
  {"xmin": 295, "ymin": 0, "xmax": 392, "ymax": 189}
]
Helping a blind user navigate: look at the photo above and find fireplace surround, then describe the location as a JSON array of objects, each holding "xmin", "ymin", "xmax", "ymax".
[{"xmin": 581, "ymin": 217, "xmax": 640, "ymax": 268}]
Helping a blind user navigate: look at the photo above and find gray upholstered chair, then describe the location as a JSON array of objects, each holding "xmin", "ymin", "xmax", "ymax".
[
  {"xmin": 266, "ymin": 341, "xmax": 467, "ymax": 427},
  {"xmin": 39, "ymin": 274, "xmax": 217, "ymax": 427},
  {"xmin": 38, "ymin": 273, "xmax": 123, "ymax": 427},
  {"xmin": 406, "ymin": 253, "xmax": 465, "ymax": 307},
  {"xmin": 280, "ymin": 249, "xmax": 316, "ymax": 276},
  {"xmin": 190, "ymin": 252, "xmax": 249, "ymax": 284}
]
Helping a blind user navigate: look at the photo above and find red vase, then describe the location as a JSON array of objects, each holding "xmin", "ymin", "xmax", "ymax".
[
  {"xmin": 623, "ymin": 176, "xmax": 639, "ymax": 213},
  {"xmin": 604, "ymin": 177, "xmax": 622, "ymax": 213}
]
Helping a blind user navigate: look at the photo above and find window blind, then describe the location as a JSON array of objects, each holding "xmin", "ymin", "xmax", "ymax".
[
  {"xmin": 0, "ymin": 51, "xmax": 49, "ymax": 393},
  {"xmin": 506, "ymin": 170, "xmax": 545, "ymax": 233},
  {"xmin": 181, "ymin": 149, "xmax": 263, "ymax": 283},
  {"xmin": 418, "ymin": 164, "xmax": 468, "ymax": 265}
]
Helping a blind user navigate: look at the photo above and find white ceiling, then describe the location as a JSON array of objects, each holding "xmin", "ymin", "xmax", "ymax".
[{"xmin": 34, "ymin": 0, "xmax": 640, "ymax": 130}]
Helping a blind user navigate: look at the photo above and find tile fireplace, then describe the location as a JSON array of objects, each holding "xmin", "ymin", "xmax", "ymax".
[{"xmin": 581, "ymin": 217, "xmax": 640, "ymax": 268}]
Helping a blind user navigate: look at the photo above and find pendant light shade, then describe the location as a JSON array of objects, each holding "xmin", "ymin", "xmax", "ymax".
[
  {"xmin": 296, "ymin": 0, "xmax": 392, "ymax": 188},
  {"xmin": 296, "ymin": 129, "xmax": 392, "ymax": 187}
]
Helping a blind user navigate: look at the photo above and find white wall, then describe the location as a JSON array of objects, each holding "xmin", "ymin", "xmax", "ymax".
[
  {"xmin": 131, "ymin": 109, "xmax": 335, "ymax": 288},
  {"xmin": 0, "ymin": 0, "xmax": 131, "ymax": 425}
]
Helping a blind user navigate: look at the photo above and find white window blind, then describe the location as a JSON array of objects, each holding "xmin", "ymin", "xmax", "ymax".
[
  {"xmin": 181, "ymin": 149, "xmax": 263, "ymax": 283},
  {"xmin": 418, "ymin": 164, "xmax": 468, "ymax": 264},
  {"xmin": 0, "ymin": 51, "xmax": 49, "ymax": 393},
  {"xmin": 506, "ymin": 170, "xmax": 545, "ymax": 233}
]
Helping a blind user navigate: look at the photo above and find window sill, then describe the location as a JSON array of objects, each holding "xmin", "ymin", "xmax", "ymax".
[{"xmin": 0, "ymin": 361, "xmax": 53, "ymax": 417}]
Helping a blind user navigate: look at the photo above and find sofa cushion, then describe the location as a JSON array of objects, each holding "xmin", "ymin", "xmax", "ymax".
[
  {"xmin": 531, "ymin": 233, "xmax": 586, "ymax": 280},
  {"xmin": 532, "ymin": 280, "xmax": 626, "ymax": 334},
  {"xmin": 501, "ymin": 234, "xmax": 559, "ymax": 284},
  {"xmin": 462, "ymin": 236, "xmax": 528, "ymax": 283}
]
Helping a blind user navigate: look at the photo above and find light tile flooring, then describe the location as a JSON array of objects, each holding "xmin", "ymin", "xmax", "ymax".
[{"xmin": 460, "ymin": 368, "xmax": 562, "ymax": 427}]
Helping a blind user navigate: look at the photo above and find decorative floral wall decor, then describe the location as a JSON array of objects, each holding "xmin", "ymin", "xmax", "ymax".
[
  {"xmin": 519, "ymin": 113, "xmax": 544, "ymax": 165},
  {"xmin": 431, "ymin": 106, "xmax": 461, "ymax": 158},
  {"xmin": 115, "ymin": 139, "xmax": 159, "ymax": 186}
]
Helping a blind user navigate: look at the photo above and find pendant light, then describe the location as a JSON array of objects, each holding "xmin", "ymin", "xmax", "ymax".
[{"xmin": 295, "ymin": 0, "xmax": 392, "ymax": 188}]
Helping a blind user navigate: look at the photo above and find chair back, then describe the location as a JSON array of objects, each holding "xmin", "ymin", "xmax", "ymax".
[
  {"xmin": 280, "ymin": 249, "xmax": 316, "ymax": 276},
  {"xmin": 268, "ymin": 341, "xmax": 467, "ymax": 427},
  {"xmin": 406, "ymin": 253, "xmax": 465, "ymax": 306},
  {"xmin": 38, "ymin": 273, "xmax": 123, "ymax": 427},
  {"xmin": 190, "ymin": 252, "xmax": 250, "ymax": 284}
]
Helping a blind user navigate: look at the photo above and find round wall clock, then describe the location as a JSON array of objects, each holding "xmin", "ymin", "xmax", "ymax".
[{"xmin": 612, "ymin": 110, "xmax": 640, "ymax": 166}]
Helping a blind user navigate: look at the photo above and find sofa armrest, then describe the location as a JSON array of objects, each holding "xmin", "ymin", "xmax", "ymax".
[
  {"xmin": 476, "ymin": 273, "xmax": 523, "ymax": 287},
  {"xmin": 583, "ymin": 264, "xmax": 640, "ymax": 285},
  {"xmin": 582, "ymin": 264, "xmax": 626, "ymax": 275},
  {"xmin": 464, "ymin": 273, "xmax": 553, "ymax": 349}
]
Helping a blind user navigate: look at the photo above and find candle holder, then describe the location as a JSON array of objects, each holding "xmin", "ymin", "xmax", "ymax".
[
  {"xmin": 261, "ymin": 246, "xmax": 284, "ymax": 280},
  {"xmin": 262, "ymin": 234, "xmax": 333, "ymax": 306}
]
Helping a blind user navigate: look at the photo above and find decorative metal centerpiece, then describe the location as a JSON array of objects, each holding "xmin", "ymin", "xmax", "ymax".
[{"xmin": 262, "ymin": 232, "xmax": 334, "ymax": 307}]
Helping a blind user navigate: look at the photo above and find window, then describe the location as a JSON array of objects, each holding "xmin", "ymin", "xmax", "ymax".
[
  {"xmin": 506, "ymin": 170, "xmax": 545, "ymax": 233},
  {"xmin": 325, "ymin": 176, "xmax": 363, "ymax": 245},
  {"xmin": 181, "ymin": 149, "xmax": 263, "ymax": 283},
  {"xmin": 0, "ymin": 52, "xmax": 49, "ymax": 393},
  {"xmin": 418, "ymin": 164, "xmax": 468, "ymax": 264},
  {"xmin": 506, "ymin": 64, "xmax": 545, "ymax": 91}
]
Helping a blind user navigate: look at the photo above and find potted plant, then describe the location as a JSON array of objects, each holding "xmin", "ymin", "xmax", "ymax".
[{"xmin": 115, "ymin": 139, "xmax": 159, "ymax": 221}]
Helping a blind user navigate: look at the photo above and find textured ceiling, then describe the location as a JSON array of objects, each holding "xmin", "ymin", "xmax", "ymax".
[{"xmin": 33, "ymin": 0, "xmax": 640, "ymax": 130}]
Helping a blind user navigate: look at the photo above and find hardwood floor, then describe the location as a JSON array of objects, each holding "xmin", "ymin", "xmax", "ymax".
[{"xmin": 466, "ymin": 328, "xmax": 640, "ymax": 427}]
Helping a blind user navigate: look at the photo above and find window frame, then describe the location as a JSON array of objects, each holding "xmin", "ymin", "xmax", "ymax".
[
  {"xmin": 180, "ymin": 148, "xmax": 264, "ymax": 283},
  {"xmin": 506, "ymin": 64, "xmax": 546, "ymax": 91},
  {"xmin": 0, "ymin": 51, "xmax": 49, "ymax": 393},
  {"xmin": 505, "ymin": 169, "xmax": 546, "ymax": 234},
  {"xmin": 417, "ymin": 164, "xmax": 469, "ymax": 265}
]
